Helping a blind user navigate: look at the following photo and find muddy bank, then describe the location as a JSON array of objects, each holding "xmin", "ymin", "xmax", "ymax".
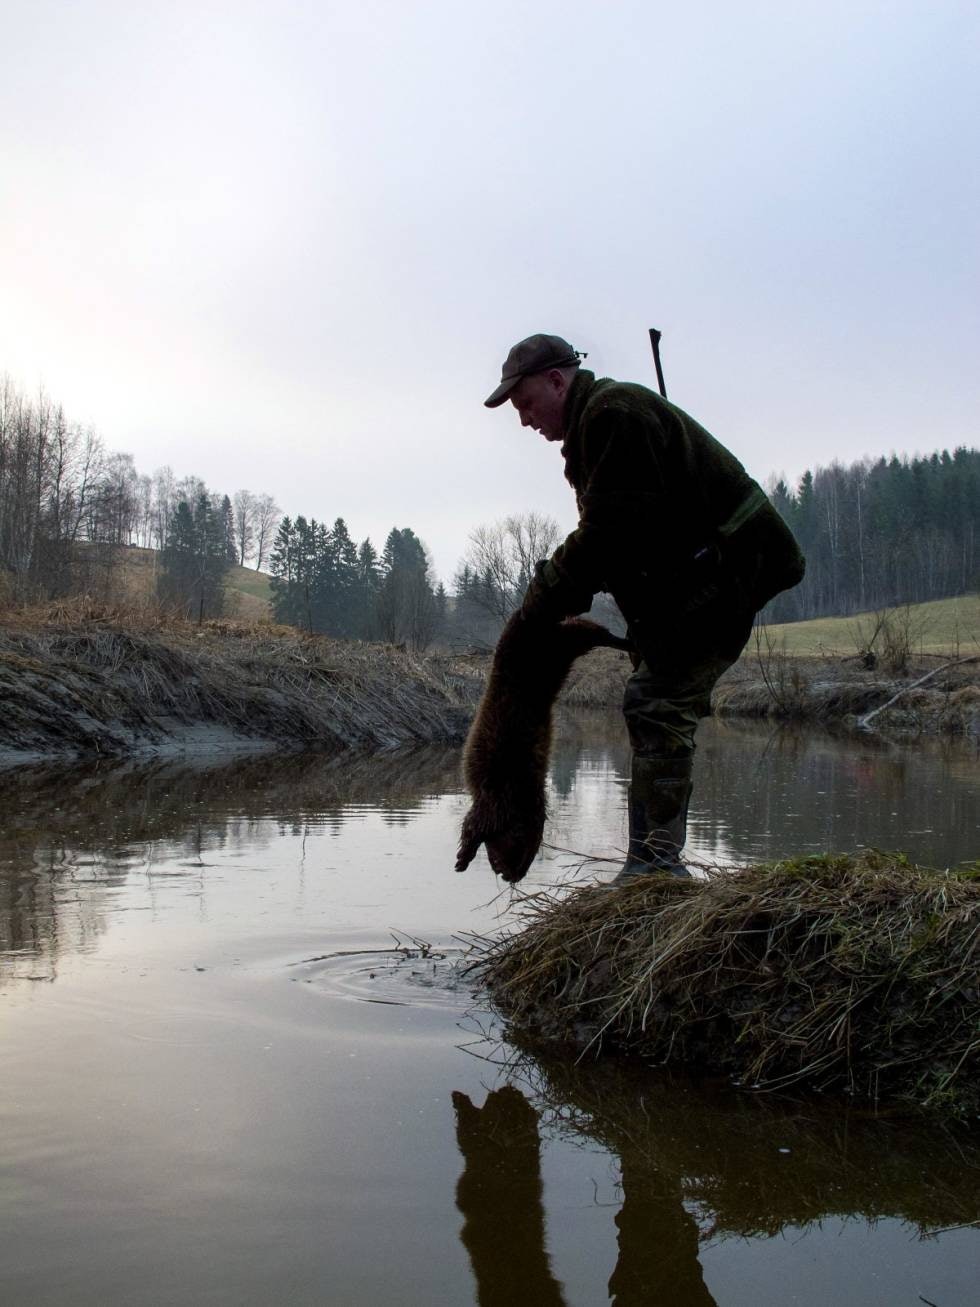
[
  {"xmin": 0, "ymin": 607, "xmax": 475, "ymax": 764},
  {"xmin": 713, "ymin": 653, "xmax": 980, "ymax": 736},
  {"xmin": 3, "ymin": 606, "xmax": 976, "ymax": 765},
  {"xmin": 556, "ymin": 645, "xmax": 980, "ymax": 737}
]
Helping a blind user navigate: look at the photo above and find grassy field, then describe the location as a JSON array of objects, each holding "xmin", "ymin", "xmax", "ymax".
[
  {"xmin": 764, "ymin": 594, "xmax": 980, "ymax": 658},
  {"xmin": 226, "ymin": 564, "xmax": 273, "ymax": 611}
]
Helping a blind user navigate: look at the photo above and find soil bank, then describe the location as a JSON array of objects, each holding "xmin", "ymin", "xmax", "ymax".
[
  {"xmin": 0, "ymin": 607, "xmax": 477, "ymax": 765},
  {"xmin": 2, "ymin": 607, "xmax": 977, "ymax": 766}
]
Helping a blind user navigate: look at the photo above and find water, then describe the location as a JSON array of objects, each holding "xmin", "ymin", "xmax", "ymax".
[{"xmin": 1, "ymin": 715, "xmax": 977, "ymax": 1305}]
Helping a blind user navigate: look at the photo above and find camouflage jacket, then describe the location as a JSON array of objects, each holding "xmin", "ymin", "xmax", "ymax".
[{"xmin": 541, "ymin": 369, "xmax": 804, "ymax": 623}]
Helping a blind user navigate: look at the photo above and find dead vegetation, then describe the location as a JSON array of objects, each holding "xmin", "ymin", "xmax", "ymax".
[
  {"xmin": 2, "ymin": 596, "xmax": 976, "ymax": 762},
  {"xmin": 712, "ymin": 647, "xmax": 980, "ymax": 735},
  {"xmin": 0, "ymin": 598, "xmax": 472, "ymax": 759},
  {"xmin": 473, "ymin": 851, "xmax": 980, "ymax": 1114},
  {"xmin": 558, "ymin": 605, "xmax": 980, "ymax": 736},
  {"xmin": 495, "ymin": 628, "xmax": 980, "ymax": 736}
]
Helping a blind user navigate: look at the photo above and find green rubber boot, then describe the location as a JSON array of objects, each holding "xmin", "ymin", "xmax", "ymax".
[{"xmin": 612, "ymin": 753, "xmax": 694, "ymax": 884}]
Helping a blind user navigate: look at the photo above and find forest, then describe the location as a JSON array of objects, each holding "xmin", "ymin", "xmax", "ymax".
[{"xmin": 765, "ymin": 450, "xmax": 979, "ymax": 622}]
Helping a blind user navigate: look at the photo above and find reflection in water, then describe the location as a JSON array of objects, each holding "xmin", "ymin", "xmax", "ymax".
[
  {"xmin": 0, "ymin": 847, "xmax": 133, "ymax": 982},
  {"xmin": 452, "ymin": 1054, "xmax": 980, "ymax": 1306},
  {"xmin": 522, "ymin": 1051, "xmax": 980, "ymax": 1236},
  {"xmin": 452, "ymin": 1088, "xmax": 566, "ymax": 1307},
  {"xmin": 452, "ymin": 1084, "xmax": 717, "ymax": 1307},
  {"xmin": 610, "ymin": 1152, "xmax": 715, "ymax": 1307},
  {"xmin": 553, "ymin": 711, "xmax": 979, "ymax": 869},
  {"xmin": 0, "ymin": 746, "xmax": 463, "ymax": 984},
  {"xmin": 0, "ymin": 717, "xmax": 977, "ymax": 1304},
  {"xmin": 1, "ymin": 717, "xmax": 978, "ymax": 987},
  {"xmin": 692, "ymin": 718, "xmax": 979, "ymax": 866},
  {"xmin": 0, "ymin": 745, "xmax": 463, "ymax": 852}
]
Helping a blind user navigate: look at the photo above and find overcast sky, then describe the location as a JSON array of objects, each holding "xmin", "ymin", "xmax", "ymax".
[{"xmin": 2, "ymin": 1, "xmax": 977, "ymax": 582}]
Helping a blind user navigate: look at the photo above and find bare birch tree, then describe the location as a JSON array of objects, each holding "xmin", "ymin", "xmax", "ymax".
[
  {"xmin": 232, "ymin": 489, "xmax": 256, "ymax": 566},
  {"xmin": 252, "ymin": 492, "xmax": 281, "ymax": 571}
]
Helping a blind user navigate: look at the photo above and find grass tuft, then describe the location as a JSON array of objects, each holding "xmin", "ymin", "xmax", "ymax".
[{"xmin": 474, "ymin": 851, "xmax": 980, "ymax": 1114}]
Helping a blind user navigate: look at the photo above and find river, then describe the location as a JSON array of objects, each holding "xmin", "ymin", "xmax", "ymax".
[{"xmin": 1, "ymin": 714, "xmax": 977, "ymax": 1305}]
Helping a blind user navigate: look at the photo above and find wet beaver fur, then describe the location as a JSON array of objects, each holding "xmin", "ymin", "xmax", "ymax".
[{"xmin": 455, "ymin": 612, "xmax": 631, "ymax": 883}]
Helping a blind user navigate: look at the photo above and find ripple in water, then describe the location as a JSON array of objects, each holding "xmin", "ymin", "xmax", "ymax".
[{"xmin": 290, "ymin": 941, "xmax": 476, "ymax": 1009}]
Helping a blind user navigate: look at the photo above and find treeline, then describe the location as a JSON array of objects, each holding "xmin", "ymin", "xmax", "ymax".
[
  {"xmin": 265, "ymin": 509, "xmax": 580, "ymax": 652},
  {"xmin": 765, "ymin": 448, "xmax": 979, "ymax": 622},
  {"xmin": 268, "ymin": 517, "xmax": 448, "ymax": 650},
  {"xmin": 0, "ymin": 375, "xmax": 280, "ymax": 610},
  {"xmin": 157, "ymin": 492, "xmax": 238, "ymax": 621},
  {"xmin": 6, "ymin": 372, "xmax": 975, "ymax": 638}
]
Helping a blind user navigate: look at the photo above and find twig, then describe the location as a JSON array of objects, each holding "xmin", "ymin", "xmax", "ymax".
[
  {"xmin": 856, "ymin": 655, "xmax": 979, "ymax": 730},
  {"xmin": 924, "ymin": 1218, "xmax": 980, "ymax": 1236}
]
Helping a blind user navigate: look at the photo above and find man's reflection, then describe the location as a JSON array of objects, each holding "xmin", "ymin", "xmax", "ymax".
[
  {"xmin": 452, "ymin": 1087, "xmax": 566, "ymax": 1306},
  {"xmin": 452, "ymin": 1086, "xmax": 717, "ymax": 1306},
  {"xmin": 609, "ymin": 1150, "xmax": 716, "ymax": 1306}
]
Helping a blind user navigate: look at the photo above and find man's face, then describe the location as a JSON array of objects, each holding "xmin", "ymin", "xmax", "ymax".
[{"xmin": 509, "ymin": 370, "xmax": 569, "ymax": 442}]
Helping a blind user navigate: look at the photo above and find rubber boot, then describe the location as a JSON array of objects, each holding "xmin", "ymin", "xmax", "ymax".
[{"xmin": 612, "ymin": 753, "xmax": 694, "ymax": 884}]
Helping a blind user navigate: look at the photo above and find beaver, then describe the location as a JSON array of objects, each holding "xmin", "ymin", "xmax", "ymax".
[{"xmin": 455, "ymin": 612, "xmax": 631, "ymax": 883}]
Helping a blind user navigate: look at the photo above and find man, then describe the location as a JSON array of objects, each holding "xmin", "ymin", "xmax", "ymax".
[{"xmin": 484, "ymin": 333, "xmax": 805, "ymax": 882}]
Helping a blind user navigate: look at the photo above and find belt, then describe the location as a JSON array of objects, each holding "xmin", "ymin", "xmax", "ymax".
[{"xmin": 715, "ymin": 484, "xmax": 768, "ymax": 540}]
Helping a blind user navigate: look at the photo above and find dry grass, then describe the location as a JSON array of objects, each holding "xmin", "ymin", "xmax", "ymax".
[
  {"xmin": 713, "ymin": 649, "xmax": 980, "ymax": 735},
  {"xmin": 558, "ymin": 645, "xmax": 633, "ymax": 705},
  {"xmin": 0, "ymin": 598, "xmax": 471, "ymax": 757},
  {"xmin": 483, "ymin": 631, "xmax": 980, "ymax": 736},
  {"xmin": 75, "ymin": 544, "xmax": 274, "ymax": 619},
  {"xmin": 474, "ymin": 851, "xmax": 980, "ymax": 1114}
]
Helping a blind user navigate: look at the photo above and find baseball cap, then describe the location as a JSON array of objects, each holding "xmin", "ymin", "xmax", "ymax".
[{"xmin": 483, "ymin": 333, "xmax": 584, "ymax": 408}]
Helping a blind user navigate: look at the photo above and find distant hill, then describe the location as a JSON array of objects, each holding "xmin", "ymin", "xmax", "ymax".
[
  {"xmin": 104, "ymin": 545, "xmax": 273, "ymax": 621},
  {"xmin": 224, "ymin": 563, "xmax": 273, "ymax": 620}
]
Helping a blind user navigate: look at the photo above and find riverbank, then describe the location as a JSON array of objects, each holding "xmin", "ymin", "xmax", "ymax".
[
  {"xmin": 2, "ymin": 604, "xmax": 977, "ymax": 765},
  {"xmin": 558, "ymin": 642, "xmax": 980, "ymax": 736},
  {"xmin": 0, "ymin": 603, "xmax": 474, "ymax": 764},
  {"xmin": 713, "ymin": 649, "xmax": 980, "ymax": 735}
]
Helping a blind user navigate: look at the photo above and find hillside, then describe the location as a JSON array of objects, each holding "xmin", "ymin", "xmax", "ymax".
[
  {"xmin": 764, "ymin": 594, "xmax": 979, "ymax": 657},
  {"xmin": 105, "ymin": 545, "xmax": 273, "ymax": 620}
]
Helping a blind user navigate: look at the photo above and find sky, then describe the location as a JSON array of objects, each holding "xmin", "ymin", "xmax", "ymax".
[{"xmin": 2, "ymin": 1, "xmax": 977, "ymax": 583}]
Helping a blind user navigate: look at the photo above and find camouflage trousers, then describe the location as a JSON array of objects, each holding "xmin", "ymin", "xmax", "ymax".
[{"xmin": 623, "ymin": 605, "xmax": 755, "ymax": 758}]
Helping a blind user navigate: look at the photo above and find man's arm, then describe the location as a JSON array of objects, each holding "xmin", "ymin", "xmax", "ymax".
[{"xmin": 522, "ymin": 406, "xmax": 668, "ymax": 621}]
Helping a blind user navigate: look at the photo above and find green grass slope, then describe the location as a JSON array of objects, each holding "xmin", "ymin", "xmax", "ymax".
[
  {"xmin": 78, "ymin": 546, "xmax": 273, "ymax": 621},
  {"xmin": 765, "ymin": 594, "xmax": 980, "ymax": 657},
  {"xmin": 226, "ymin": 564, "xmax": 272, "ymax": 619}
]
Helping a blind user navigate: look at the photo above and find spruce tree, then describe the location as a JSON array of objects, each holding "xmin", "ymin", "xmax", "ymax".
[{"xmin": 157, "ymin": 493, "xmax": 232, "ymax": 620}]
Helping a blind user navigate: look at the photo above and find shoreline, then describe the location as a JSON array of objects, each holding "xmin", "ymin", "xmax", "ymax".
[
  {"xmin": 562, "ymin": 645, "xmax": 980, "ymax": 739},
  {"xmin": 1, "ymin": 608, "xmax": 977, "ymax": 768},
  {"xmin": 0, "ymin": 606, "xmax": 476, "ymax": 767}
]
